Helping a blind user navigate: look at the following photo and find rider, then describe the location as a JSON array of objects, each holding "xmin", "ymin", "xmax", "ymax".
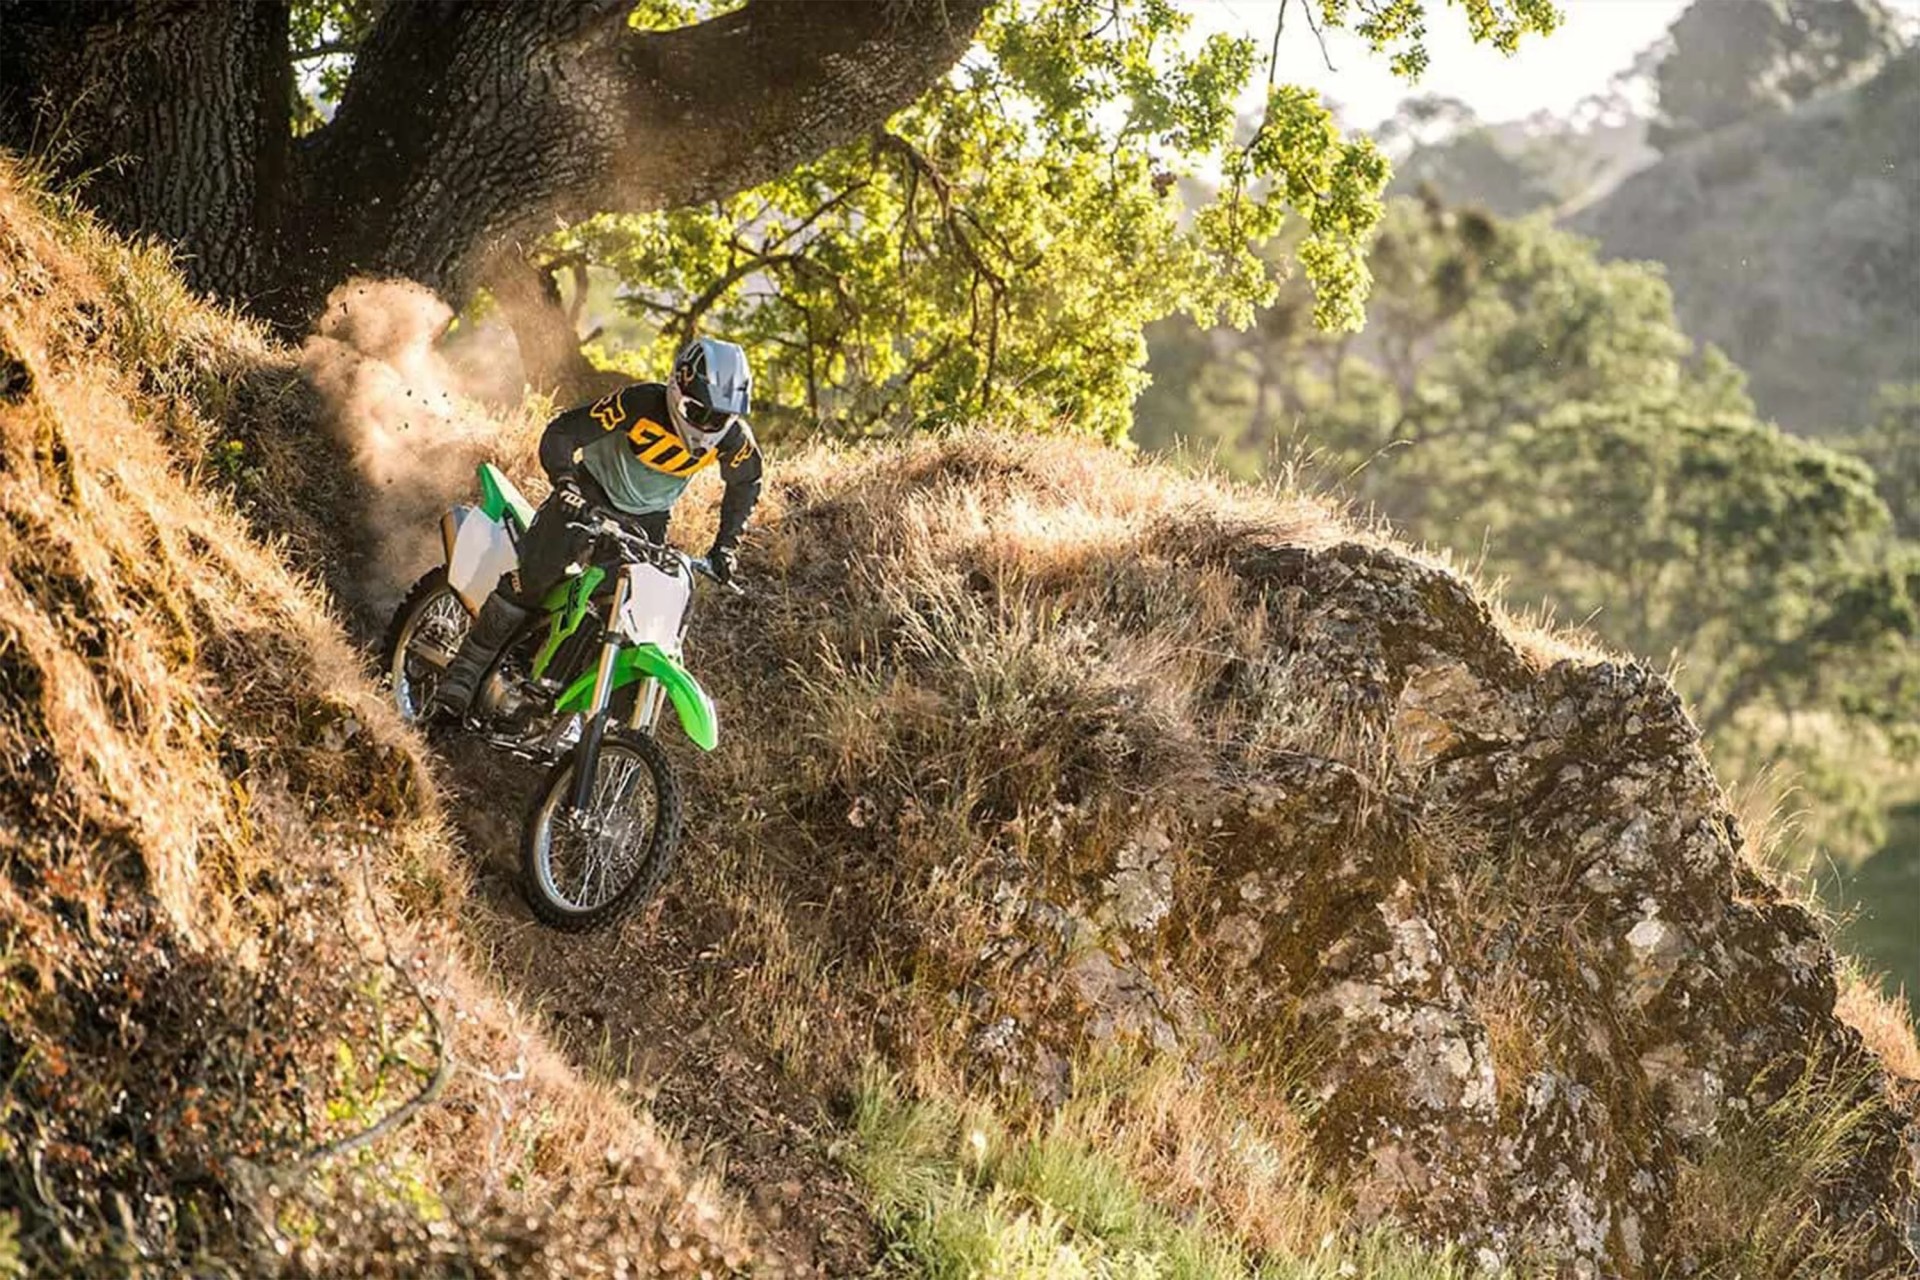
[{"xmin": 428, "ymin": 336, "xmax": 762, "ymax": 723}]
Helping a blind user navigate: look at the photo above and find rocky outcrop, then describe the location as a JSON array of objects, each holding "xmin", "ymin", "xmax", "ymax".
[
  {"xmin": 745, "ymin": 450, "xmax": 1917, "ymax": 1277},
  {"xmin": 1096, "ymin": 547, "xmax": 1909, "ymax": 1271}
]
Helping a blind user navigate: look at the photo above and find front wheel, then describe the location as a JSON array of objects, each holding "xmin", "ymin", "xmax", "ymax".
[
  {"xmin": 383, "ymin": 568, "xmax": 471, "ymax": 724},
  {"xmin": 520, "ymin": 730, "xmax": 682, "ymax": 931}
]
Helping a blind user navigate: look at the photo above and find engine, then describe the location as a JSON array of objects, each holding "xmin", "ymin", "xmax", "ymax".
[{"xmin": 475, "ymin": 663, "xmax": 542, "ymax": 731}]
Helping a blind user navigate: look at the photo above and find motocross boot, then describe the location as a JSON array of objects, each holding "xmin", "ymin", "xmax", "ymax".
[{"xmin": 427, "ymin": 592, "xmax": 531, "ymax": 724}]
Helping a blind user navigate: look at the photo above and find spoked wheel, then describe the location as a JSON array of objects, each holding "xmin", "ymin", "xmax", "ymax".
[
  {"xmin": 382, "ymin": 569, "xmax": 471, "ymax": 724},
  {"xmin": 520, "ymin": 730, "xmax": 682, "ymax": 931}
]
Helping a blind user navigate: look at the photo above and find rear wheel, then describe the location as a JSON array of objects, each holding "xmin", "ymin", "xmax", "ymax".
[
  {"xmin": 382, "ymin": 569, "xmax": 471, "ymax": 724},
  {"xmin": 520, "ymin": 730, "xmax": 681, "ymax": 931}
]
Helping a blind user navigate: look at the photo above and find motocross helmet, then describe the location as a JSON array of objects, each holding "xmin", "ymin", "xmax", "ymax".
[{"xmin": 665, "ymin": 336, "xmax": 752, "ymax": 454}]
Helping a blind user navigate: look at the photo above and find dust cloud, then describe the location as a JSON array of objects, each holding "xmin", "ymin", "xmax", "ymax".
[{"xmin": 299, "ymin": 279, "xmax": 537, "ymax": 612}]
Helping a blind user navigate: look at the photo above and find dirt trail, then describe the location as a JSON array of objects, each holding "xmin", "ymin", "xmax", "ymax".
[
  {"xmin": 430, "ymin": 736, "xmax": 880, "ymax": 1276},
  {"xmin": 292, "ymin": 283, "xmax": 877, "ymax": 1270}
]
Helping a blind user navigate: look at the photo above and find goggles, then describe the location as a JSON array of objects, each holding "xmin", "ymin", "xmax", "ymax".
[{"xmin": 680, "ymin": 398, "xmax": 736, "ymax": 433}]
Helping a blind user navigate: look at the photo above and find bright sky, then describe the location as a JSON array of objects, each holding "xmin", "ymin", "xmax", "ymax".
[{"xmin": 1190, "ymin": 0, "xmax": 1920, "ymax": 129}]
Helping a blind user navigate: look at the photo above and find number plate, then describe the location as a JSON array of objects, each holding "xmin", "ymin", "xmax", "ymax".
[{"xmin": 615, "ymin": 562, "xmax": 689, "ymax": 653}]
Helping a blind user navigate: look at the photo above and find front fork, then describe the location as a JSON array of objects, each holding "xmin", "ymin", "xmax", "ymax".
[
  {"xmin": 568, "ymin": 572, "xmax": 630, "ymax": 813},
  {"xmin": 565, "ymin": 573, "xmax": 670, "ymax": 813}
]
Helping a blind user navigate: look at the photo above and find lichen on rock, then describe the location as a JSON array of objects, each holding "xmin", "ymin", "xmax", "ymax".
[{"xmin": 933, "ymin": 535, "xmax": 1916, "ymax": 1275}]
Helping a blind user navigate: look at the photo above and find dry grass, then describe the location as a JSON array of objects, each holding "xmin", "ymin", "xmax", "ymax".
[
  {"xmin": 724, "ymin": 430, "xmax": 1385, "ymax": 818},
  {"xmin": 549, "ymin": 436, "xmax": 1409, "ymax": 1262},
  {"xmin": 630, "ymin": 418, "xmax": 1920, "ymax": 1275},
  {"xmin": 0, "ymin": 157, "xmax": 755, "ymax": 1275},
  {"xmin": 645, "ymin": 435, "xmax": 1577, "ymax": 1263},
  {"xmin": 1663, "ymin": 1046, "xmax": 1907, "ymax": 1279},
  {"xmin": 1836, "ymin": 964, "xmax": 1920, "ymax": 1081},
  {"xmin": 1469, "ymin": 967, "xmax": 1552, "ymax": 1105}
]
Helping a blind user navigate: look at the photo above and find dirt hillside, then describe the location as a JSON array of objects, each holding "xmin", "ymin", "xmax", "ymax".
[{"xmin": 0, "ymin": 162, "xmax": 755, "ymax": 1276}]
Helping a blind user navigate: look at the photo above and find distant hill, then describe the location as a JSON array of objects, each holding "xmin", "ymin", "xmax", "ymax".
[
  {"xmin": 1385, "ymin": 103, "xmax": 1655, "ymax": 218},
  {"xmin": 1572, "ymin": 48, "xmax": 1920, "ymax": 434}
]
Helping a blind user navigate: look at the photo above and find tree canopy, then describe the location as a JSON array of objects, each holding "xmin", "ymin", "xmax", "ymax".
[
  {"xmin": 506, "ymin": 0, "xmax": 1560, "ymax": 436},
  {"xmin": 553, "ymin": 1, "xmax": 1390, "ymax": 441},
  {"xmin": 0, "ymin": 0, "xmax": 1567, "ymax": 434},
  {"xmin": 1840, "ymin": 384, "xmax": 1920, "ymax": 541}
]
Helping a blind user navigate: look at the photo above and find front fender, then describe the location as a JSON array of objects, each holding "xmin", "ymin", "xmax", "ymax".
[{"xmin": 554, "ymin": 644, "xmax": 719, "ymax": 751}]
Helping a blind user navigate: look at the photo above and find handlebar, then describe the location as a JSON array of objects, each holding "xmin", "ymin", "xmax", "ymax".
[
  {"xmin": 564, "ymin": 517, "xmax": 745, "ymax": 595},
  {"xmin": 565, "ymin": 516, "xmax": 658, "ymax": 561}
]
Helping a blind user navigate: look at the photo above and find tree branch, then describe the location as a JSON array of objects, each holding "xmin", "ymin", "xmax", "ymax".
[
  {"xmin": 765, "ymin": 179, "xmax": 873, "ymax": 253},
  {"xmin": 291, "ymin": 38, "xmax": 360, "ymax": 61},
  {"xmin": 281, "ymin": 0, "xmax": 992, "ymax": 327},
  {"xmin": 873, "ymin": 129, "xmax": 1007, "ymax": 291},
  {"xmin": 1301, "ymin": 0, "xmax": 1339, "ymax": 72},
  {"xmin": 672, "ymin": 250, "xmax": 811, "ymax": 348},
  {"xmin": 1268, "ymin": 0, "xmax": 1289, "ymax": 86}
]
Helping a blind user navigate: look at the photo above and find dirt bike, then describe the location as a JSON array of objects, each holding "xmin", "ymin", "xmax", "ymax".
[{"xmin": 382, "ymin": 463, "xmax": 736, "ymax": 931}]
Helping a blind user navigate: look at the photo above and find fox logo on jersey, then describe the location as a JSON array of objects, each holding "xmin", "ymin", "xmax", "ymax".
[
  {"xmin": 625, "ymin": 417, "xmax": 718, "ymax": 478},
  {"xmin": 590, "ymin": 391, "xmax": 627, "ymax": 433}
]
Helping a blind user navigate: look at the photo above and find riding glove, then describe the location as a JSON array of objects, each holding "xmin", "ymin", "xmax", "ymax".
[{"xmin": 551, "ymin": 470, "xmax": 589, "ymax": 514}]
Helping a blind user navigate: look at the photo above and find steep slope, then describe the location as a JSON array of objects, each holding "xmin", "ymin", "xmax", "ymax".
[
  {"xmin": 6, "ymin": 153, "xmax": 1919, "ymax": 1279},
  {"xmin": 1573, "ymin": 47, "xmax": 1919, "ymax": 434},
  {"xmin": 355, "ymin": 409, "xmax": 1920, "ymax": 1274},
  {"xmin": 0, "ymin": 166, "xmax": 753, "ymax": 1274}
]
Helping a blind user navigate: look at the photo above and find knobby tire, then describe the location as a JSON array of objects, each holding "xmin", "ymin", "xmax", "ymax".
[{"xmin": 519, "ymin": 730, "xmax": 682, "ymax": 932}]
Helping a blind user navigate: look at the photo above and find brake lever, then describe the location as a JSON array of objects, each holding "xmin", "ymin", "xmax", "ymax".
[
  {"xmin": 562, "ymin": 517, "xmax": 619, "ymax": 540},
  {"xmin": 689, "ymin": 557, "xmax": 746, "ymax": 596}
]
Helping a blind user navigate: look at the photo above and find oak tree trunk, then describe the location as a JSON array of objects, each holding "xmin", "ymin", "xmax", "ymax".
[{"xmin": 0, "ymin": 0, "xmax": 292, "ymax": 301}]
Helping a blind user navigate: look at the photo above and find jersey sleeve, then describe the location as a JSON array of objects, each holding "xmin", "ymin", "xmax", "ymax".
[
  {"xmin": 712, "ymin": 420, "xmax": 764, "ymax": 553},
  {"xmin": 537, "ymin": 386, "xmax": 634, "ymax": 480}
]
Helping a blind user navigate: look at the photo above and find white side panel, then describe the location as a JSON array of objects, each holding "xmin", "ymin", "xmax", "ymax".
[
  {"xmin": 446, "ymin": 506, "xmax": 520, "ymax": 612},
  {"xmin": 616, "ymin": 562, "xmax": 689, "ymax": 654}
]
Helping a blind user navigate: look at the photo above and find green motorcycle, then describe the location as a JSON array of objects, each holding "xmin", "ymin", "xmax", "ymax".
[{"xmin": 382, "ymin": 464, "xmax": 734, "ymax": 931}]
